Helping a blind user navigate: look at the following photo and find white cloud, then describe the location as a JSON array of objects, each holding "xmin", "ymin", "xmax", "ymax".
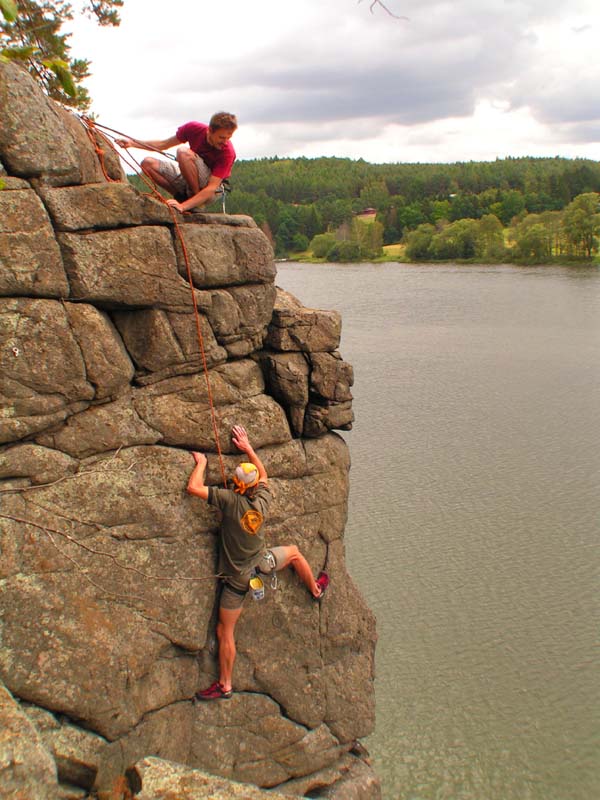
[{"xmin": 67, "ymin": 0, "xmax": 600, "ymax": 163}]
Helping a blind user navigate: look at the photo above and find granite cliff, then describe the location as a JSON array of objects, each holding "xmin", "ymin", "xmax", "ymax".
[{"xmin": 0, "ymin": 61, "xmax": 379, "ymax": 800}]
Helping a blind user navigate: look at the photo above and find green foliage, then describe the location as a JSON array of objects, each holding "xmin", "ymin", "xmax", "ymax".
[
  {"xmin": 505, "ymin": 195, "xmax": 600, "ymax": 263},
  {"xmin": 131, "ymin": 155, "xmax": 600, "ymax": 261},
  {"xmin": 359, "ymin": 178, "xmax": 390, "ymax": 211},
  {"xmin": 561, "ymin": 192, "xmax": 600, "ymax": 257},
  {"xmin": 396, "ymin": 201, "xmax": 425, "ymax": 232},
  {"xmin": 429, "ymin": 219, "xmax": 479, "ymax": 259},
  {"xmin": 310, "ymin": 233, "xmax": 337, "ymax": 258},
  {"xmin": 448, "ymin": 193, "xmax": 481, "ymax": 222},
  {"xmin": 0, "ymin": 0, "xmax": 123, "ymax": 109},
  {"xmin": 404, "ymin": 224, "xmax": 436, "ymax": 261},
  {"xmin": 326, "ymin": 240, "xmax": 361, "ymax": 262},
  {"xmin": 430, "ymin": 199, "xmax": 451, "ymax": 222},
  {"xmin": 0, "ymin": 0, "xmax": 18, "ymax": 23},
  {"xmin": 509, "ymin": 217, "xmax": 552, "ymax": 262},
  {"xmin": 405, "ymin": 214, "xmax": 508, "ymax": 262},
  {"xmin": 291, "ymin": 232, "xmax": 309, "ymax": 252},
  {"xmin": 44, "ymin": 56, "xmax": 77, "ymax": 97},
  {"xmin": 494, "ymin": 189, "xmax": 526, "ymax": 225},
  {"xmin": 475, "ymin": 214, "xmax": 506, "ymax": 260},
  {"xmin": 351, "ymin": 216, "xmax": 384, "ymax": 260},
  {"xmin": 306, "ymin": 218, "xmax": 383, "ymax": 262}
]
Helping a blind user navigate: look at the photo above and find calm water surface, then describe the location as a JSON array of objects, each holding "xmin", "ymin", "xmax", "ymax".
[{"xmin": 276, "ymin": 262, "xmax": 600, "ymax": 800}]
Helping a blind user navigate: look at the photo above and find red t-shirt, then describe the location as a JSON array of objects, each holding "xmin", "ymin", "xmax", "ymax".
[{"xmin": 176, "ymin": 121, "xmax": 236, "ymax": 179}]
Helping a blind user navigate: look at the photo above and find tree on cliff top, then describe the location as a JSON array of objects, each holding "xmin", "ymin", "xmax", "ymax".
[{"xmin": 0, "ymin": 0, "xmax": 122, "ymax": 110}]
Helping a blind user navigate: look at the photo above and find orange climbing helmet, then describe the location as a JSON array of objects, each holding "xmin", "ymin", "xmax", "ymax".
[{"xmin": 232, "ymin": 462, "xmax": 259, "ymax": 494}]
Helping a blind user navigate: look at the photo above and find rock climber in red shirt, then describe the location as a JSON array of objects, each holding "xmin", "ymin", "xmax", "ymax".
[{"xmin": 116, "ymin": 111, "xmax": 237, "ymax": 213}]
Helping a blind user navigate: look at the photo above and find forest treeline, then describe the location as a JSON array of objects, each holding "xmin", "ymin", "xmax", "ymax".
[{"xmin": 129, "ymin": 155, "xmax": 600, "ymax": 262}]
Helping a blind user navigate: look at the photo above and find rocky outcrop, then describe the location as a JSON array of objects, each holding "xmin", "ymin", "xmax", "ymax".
[
  {"xmin": 0, "ymin": 61, "xmax": 378, "ymax": 800},
  {"xmin": 0, "ymin": 683, "xmax": 59, "ymax": 800}
]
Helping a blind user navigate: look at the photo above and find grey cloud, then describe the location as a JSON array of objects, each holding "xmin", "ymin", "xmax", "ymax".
[
  {"xmin": 165, "ymin": 8, "xmax": 529, "ymax": 129},
  {"xmin": 554, "ymin": 120, "xmax": 600, "ymax": 143},
  {"xmin": 125, "ymin": 0, "xmax": 600, "ymax": 150}
]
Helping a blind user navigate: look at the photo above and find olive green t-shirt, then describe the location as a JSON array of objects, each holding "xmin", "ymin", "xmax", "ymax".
[{"xmin": 207, "ymin": 483, "xmax": 271, "ymax": 576}]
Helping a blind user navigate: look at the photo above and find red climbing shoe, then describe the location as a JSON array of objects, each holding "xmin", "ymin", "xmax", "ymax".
[
  {"xmin": 314, "ymin": 571, "xmax": 330, "ymax": 601},
  {"xmin": 193, "ymin": 681, "xmax": 232, "ymax": 702}
]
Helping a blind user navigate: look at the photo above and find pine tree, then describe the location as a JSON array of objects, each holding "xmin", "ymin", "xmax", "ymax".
[{"xmin": 0, "ymin": 0, "xmax": 123, "ymax": 110}]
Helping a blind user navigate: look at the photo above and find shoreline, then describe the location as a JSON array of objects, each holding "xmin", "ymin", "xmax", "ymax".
[{"xmin": 276, "ymin": 258, "xmax": 598, "ymax": 267}]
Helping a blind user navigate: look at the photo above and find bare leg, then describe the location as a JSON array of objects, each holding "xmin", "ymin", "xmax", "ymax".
[
  {"xmin": 140, "ymin": 156, "xmax": 178, "ymax": 195},
  {"xmin": 176, "ymin": 146, "xmax": 201, "ymax": 195},
  {"xmin": 278, "ymin": 545, "xmax": 322, "ymax": 598},
  {"xmin": 216, "ymin": 605, "xmax": 243, "ymax": 692}
]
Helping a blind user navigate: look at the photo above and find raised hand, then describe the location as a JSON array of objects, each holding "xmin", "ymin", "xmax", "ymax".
[{"xmin": 231, "ymin": 425, "xmax": 251, "ymax": 453}]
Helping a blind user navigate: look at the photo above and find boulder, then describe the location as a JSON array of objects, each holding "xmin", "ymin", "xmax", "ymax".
[
  {"xmin": 0, "ymin": 682, "xmax": 59, "ymax": 800},
  {"xmin": 0, "ymin": 58, "xmax": 375, "ymax": 800},
  {"xmin": 0, "ymin": 186, "xmax": 69, "ymax": 297},
  {"xmin": 58, "ymin": 227, "xmax": 196, "ymax": 309},
  {"xmin": 259, "ymin": 352, "xmax": 310, "ymax": 436},
  {"xmin": 40, "ymin": 182, "xmax": 170, "ymax": 231},
  {"xmin": 23, "ymin": 703, "xmax": 108, "ymax": 790},
  {"xmin": 278, "ymin": 752, "xmax": 382, "ymax": 799},
  {"xmin": 0, "ymin": 61, "xmax": 80, "ymax": 185},
  {"xmin": 266, "ymin": 288, "xmax": 341, "ymax": 352},
  {"xmin": 127, "ymin": 756, "xmax": 297, "ymax": 799},
  {"xmin": 112, "ymin": 307, "xmax": 227, "ymax": 376},
  {"xmin": 0, "ymin": 298, "xmax": 94, "ymax": 443},
  {"xmin": 55, "ymin": 106, "xmax": 125, "ymax": 184},
  {"xmin": 0, "ymin": 299, "xmax": 134, "ymax": 444},
  {"xmin": 310, "ymin": 351, "xmax": 354, "ymax": 402},
  {"xmin": 174, "ymin": 224, "xmax": 276, "ymax": 287}
]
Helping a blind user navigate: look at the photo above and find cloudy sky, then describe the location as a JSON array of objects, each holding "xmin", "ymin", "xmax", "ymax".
[{"xmin": 69, "ymin": 0, "xmax": 600, "ymax": 164}]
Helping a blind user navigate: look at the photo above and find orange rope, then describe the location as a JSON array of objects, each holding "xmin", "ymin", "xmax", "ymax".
[
  {"xmin": 80, "ymin": 118, "xmax": 119, "ymax": 183},
  {"xmin": 77, "ymin": 116, "xmax": 228, "ymax": 487},
  {"xmin": 169, "ymin": 207, "xmax": 228, "ymax": 487}
]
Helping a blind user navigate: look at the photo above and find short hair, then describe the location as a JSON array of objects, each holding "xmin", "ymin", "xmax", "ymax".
[{"xmin": 209, "ymin": 112, "xmax": 238, "ymax": 132}]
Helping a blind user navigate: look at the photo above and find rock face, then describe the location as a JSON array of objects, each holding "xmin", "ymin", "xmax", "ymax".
[
  {"xmin": 0, "ymin": 62, "xmax": 378, "ymax": 800},
  {"xmin": 0, "ymin": 684, "xmax": 59, "ymax": 800}
]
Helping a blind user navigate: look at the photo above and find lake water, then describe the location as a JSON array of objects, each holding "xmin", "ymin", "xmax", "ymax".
[{"xmin": 276, "ymin": 262, "xmax": 600, "ymax": 800}]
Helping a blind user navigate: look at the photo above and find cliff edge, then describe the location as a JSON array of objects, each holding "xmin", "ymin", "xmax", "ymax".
[{"xmin": 0, "ymin": 61, "xmax": 379, "ymax": 800}]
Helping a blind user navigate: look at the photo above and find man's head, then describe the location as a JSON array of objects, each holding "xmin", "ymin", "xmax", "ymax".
[
  {"xmin": 232, "ymin": 462, "xmax": 259, "ymax": 494},
  {"xmin": 208, "ymin": 112, "xmax": 237, "ymax": 149}
]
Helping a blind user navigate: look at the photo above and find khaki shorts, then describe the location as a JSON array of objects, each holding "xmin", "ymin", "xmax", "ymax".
[
  {"xmin": 220, "ymin": 547, "xmax": 287, "ymax": 611},
  {"xmin": 156, "ymin": 150, "xmax": 212, "ymax": 198}
]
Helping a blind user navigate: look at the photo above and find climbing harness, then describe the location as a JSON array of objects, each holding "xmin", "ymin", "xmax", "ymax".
[{"xmin": 77, "ymin": 114, "xmax": 228, "ymax": 486}]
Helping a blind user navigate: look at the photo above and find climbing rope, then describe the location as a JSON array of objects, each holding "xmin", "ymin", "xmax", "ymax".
[
  {"xmin": 77, "ymin": 115, "xmax": 228, "ymax": 487},
  {"xmin": 80, "ymin": 119, "xmax": 121, "ymax": 183}
]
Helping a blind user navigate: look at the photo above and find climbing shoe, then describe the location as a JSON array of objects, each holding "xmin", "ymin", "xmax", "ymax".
[
  {"xmin": 193, "ymin": 681, "xmax": 232, "ymax": 702},
  {"xmin": 314, "ymin": 571, "xmax": 330, "ymax": 601}
]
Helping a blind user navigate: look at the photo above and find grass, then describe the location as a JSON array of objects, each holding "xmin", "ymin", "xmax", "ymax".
[{"xmin": 281, "ymin": 241, "xmax": 409, "ymax": 263}]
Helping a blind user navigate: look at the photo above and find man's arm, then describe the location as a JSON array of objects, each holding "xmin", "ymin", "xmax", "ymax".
[
  {"xmin": 167, "ymin": 174, "xmax": 223, "ymax": 213},
  {"xmin": 115, "ymin": 134, "xmax": 181, "ymax": 152},
  {"xmin": 187, "ymin": 452, "xmax": 210, "ymax": 500},
  {"xmin": 231, "ymin": 425, "xmax": 268, "ymax": 484}
]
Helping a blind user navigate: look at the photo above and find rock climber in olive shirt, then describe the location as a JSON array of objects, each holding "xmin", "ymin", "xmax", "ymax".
[
  {"xmin": 187, "ymin": 425, "xmax": 329, "ymax": 701},
  {"xmin": 116, "ymin": 111, "xmax": 237, "ymax": 213}
]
